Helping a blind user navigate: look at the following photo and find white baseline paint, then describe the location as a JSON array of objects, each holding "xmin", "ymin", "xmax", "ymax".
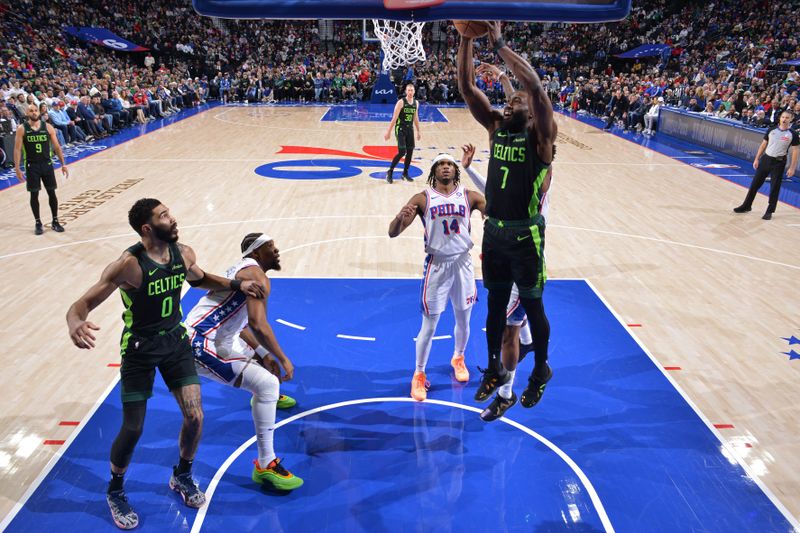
[
  {"xmin": 275, "ymin": 319, "xmax": 306, "ymax": 331},
  {"xmin": 583, "ymin": 279, "xmax": 800, "ymax": 530},
  {"xmin": 189, "ymin": 397, "xmax": 615, "ymax": 533},
  {"xmin": 336, "ymin": 334, "xmax": 376, "ymax": 341}
]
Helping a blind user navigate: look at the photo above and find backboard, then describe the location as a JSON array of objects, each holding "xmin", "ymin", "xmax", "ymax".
[{"xmin": 192, "ymin": 0, "xmax": 632, "ymax": 23}]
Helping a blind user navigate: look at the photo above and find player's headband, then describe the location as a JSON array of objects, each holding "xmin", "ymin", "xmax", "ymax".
[
  {"xmin": 241, "ymin": 233, "xmax": 273, "ymax": 257},
  {"xmin": 432, "ymin": 153, "xmax": 457, "ymax": 166}
]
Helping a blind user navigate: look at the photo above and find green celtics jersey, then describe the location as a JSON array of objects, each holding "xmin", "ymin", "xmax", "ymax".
[
  {"xmin": 120, "ymin": 242, "xmax": 187, "ymax": 341},
  {"xmin": 486, "ymin": 127, "xmax": 549, "ymax": 220},
  {"xmin": 396, "ymin": 97, "xmax": 417, "ymax": 129},
  {"xmin": 21, "ymin": 121, "xmax": 52, "ymax": 166}
]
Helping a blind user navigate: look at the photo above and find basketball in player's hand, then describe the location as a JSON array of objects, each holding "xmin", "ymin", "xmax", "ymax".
[{"xmin": 453, "ymin": 21, "xmax": 489, "ymax": 39}]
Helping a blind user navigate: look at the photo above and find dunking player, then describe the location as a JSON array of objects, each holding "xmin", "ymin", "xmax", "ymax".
[
  {"xmin": 185, "ymin": 233, "xmax": 303, "ymax": 491},
  {"xmin": 66, "ymin": 199, "xmax": 266, "ymax": 530},
  {"xmin": 389, "ymin": 154, "xmax": 485, "ymax": 401},
  {"xmin": 14, "ymin": 103, "xmax": 68, "ymax": 235},
  {"xmin": 461, "ymin": 142, "xmax": 555, "ymax": 421},
  {"xmin": 457, "ymin": 21, "xmax": 557, "ymax": 417},
  {"xmin": 384, "ymin": 82, "xmax": 421, "ymax": 183}
]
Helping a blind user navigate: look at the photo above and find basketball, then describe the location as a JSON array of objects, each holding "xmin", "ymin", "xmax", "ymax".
[{"xmin": 453, "ymin": 20, "xmax": 489, "ymax": 38}]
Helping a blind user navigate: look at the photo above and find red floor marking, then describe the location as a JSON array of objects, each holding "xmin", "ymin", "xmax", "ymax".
[
  {"xmin": 43, "ymin": 440, "xmax": 65, "ymax": 445},
  {"xmin": 627, "ymin": 323, "xmax": 642, "ymax": 327},
  {"xmin": 714, "ymin": 424, "xmax": 735, "ymax": 429},
  {"xmin": 107, "ymin": 363, "xmax": 121, "ymax": 367},
  {"xmin": 58, "ymin": 421, "xmax": 80, "ymax": 426},
  {"xmin": 744, "ymin": 443, "xmax": 753, "ymax": 448},
  {"xmin": 664, "ymin": 366, "xmax": 682, "ymax": 370}
]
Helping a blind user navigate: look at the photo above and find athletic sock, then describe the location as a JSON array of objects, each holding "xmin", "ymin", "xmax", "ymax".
[{"xmin": 498, "ymin": 370, "xmax": 516, "ymax": 399}]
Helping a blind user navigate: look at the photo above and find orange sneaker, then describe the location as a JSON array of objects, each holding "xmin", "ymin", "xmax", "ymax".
[
  {"xmin": 411, "ymin": 371, "xmax": 428, "ymax": 401},
  {"xmin": 451, "ymin": 354, "xmax": 469, "ymax": 382}
]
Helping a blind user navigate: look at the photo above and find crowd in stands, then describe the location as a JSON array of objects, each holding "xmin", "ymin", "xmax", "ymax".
[{"xmin": 2, "ymin": 0, "xmax": 800, "ymax": 155}]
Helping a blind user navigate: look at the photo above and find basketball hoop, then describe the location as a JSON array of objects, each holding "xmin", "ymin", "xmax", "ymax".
[{"xmin": 372, "ymin": 19, "xmax": 427, "ymax": 71}]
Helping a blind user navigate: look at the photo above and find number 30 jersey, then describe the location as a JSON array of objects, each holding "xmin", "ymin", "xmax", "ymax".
[{"xmin": 422, "ymin": 185, "xmax": 473, "ymax": 257}]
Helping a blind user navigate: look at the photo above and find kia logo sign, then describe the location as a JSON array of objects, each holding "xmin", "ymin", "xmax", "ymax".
[{"xmin": 374, "ymin": 89, "xmax": 392, "ymax": 95}]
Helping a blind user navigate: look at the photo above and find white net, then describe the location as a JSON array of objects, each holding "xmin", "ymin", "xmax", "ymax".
[{"xmin": 371, "ymin": 19, "xmax": 427, "ymax": 71}]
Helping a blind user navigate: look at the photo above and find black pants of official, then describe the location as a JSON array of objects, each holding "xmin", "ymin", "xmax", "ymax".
[{"xmin": 741, "ymin": 154, "xmax": 788, "ymax": 213}]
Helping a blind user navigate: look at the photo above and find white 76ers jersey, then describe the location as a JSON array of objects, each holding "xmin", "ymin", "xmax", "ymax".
[
  {"xmin": 186, "ymin": 257, "xmax": 259, "ymax": 358},
  {"xmin": 422, "ymin": 185, "xmax": 473, "ymax": 257}
]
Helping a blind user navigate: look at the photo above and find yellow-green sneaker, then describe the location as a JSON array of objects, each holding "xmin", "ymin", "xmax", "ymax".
[
  {"xmin": 250, "ymin": 395, "xmax": 296, "ymax": 410},
  {"xmin": 277, "ymin": 394, "xmax": 296, "ymax": 409},
  {"xmin": 252, "ymin": 458, "xmax": 304, "ymax": 490}
]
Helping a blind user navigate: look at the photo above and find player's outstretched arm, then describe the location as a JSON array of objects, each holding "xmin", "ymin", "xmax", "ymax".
[
  {"xmin": 389, "ymin": 192, "xmax": 426, "ymax": 237},
  {"xmin": 66, "ymin": 253, "xmax": 134, "ymax": 349},
  {"xmin": 457, "ymin": 37, "xmax": 501, "ymax": 134},
  {"xmin": 461, "ymin": 143, "xmax": 487, "ymax": 194},
  {"xmin": 487, "ymin": 22, "xmax": 557, "ymax": 163},
  {"xmin": 179, "ymin": 243, "xmax": 266, "ymax": 298},
  {"xmin": 239, "ymin": 267, "xmax": 294, "ymax": 381},
  {"xmin": 477, "ymin": 63, "xmax": 515, "ymax": 102}
]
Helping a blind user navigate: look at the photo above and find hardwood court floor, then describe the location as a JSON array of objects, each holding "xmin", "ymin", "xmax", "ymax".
[{"xmin": 0, "ymin": 105, "xmax": 798, "ymax": 523}]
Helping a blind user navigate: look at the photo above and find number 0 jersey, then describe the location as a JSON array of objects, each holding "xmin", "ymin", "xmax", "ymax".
[
  {"xmin": 120, "ymin": 242, "xmax": 187, "ymax": 337},
  {"xmin": 422, "ymin": 185, "xmax": 473, "ymax": 257}
]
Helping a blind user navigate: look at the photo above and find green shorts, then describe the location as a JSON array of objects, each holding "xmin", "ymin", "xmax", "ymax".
[{"xmin": 119, "ymin": 326, "xmax": 199, "ymax": 403}]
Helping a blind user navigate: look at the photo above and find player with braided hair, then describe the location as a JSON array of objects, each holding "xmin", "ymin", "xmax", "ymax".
[{"xmin": 389, "ymin": 154, "xmax": 485, "ymax": 401}]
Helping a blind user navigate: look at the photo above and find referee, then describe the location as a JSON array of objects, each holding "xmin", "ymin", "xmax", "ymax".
[{"xmin": 733, "ymin": 110, "xmax": 799, "ymax": 220}]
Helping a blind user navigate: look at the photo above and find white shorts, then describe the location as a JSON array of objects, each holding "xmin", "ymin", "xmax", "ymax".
[
  {"xmin": 419, "ymin": 252, "xmax": 477, "ymax": 315},
  {"xmin": 190, "ymin": 329, "xmax": 259, "ymax": 385},
  {"xmin": 506, "ymin": 284, "xmax": 527, "ymax": 327}
]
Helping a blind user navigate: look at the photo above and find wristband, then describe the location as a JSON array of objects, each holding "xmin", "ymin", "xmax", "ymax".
[
  {"xmin": 230, "ymin": 278, "xmax": 242, "ymax": 291},
  {"xmin": 493, "ymin": 37, "xmax": 506, "ymax": 53},
  {"xmin": 255, "ymin": 345, "xmax": 268, "ymax": 357}
]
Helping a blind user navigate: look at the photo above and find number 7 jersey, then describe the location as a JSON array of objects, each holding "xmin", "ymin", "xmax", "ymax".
[
  {"xmin": 422, "ymin": 184, "xmax": 473, "ymax": 257},
  {"xmin": 486, "ymin": 127, "xmax": 549, "ymax": 220}
]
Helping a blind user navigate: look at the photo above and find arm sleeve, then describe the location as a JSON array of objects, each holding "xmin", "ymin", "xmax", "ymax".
[
  {"xmin": 464, "ymin": 166, "xmax": 487, "ymax": 195},
  {"xmin": 792, "ymin": 131, "xmax": 800, "ymax": 146}
]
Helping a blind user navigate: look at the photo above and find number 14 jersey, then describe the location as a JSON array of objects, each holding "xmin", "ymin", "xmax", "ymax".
[{"xmin": 422, "ymin": 184, "xmax": 473, "ymax": 257}]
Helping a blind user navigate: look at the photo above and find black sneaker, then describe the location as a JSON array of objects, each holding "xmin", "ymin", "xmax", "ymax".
[
  {"xmin": 474, "ymin": 366, "xmax": 510, "ymax": 402},
  {"xmin": 169, "ymin": 469, "xmax": 206, "ymax": 508},
  {"xmin": 402, "ymin": 174, "xmax": 413, "ymax": 182},
  {"xmin": 34, "ymin": 221, "xmax": 43, "ymax": 235},
  {"xmin": 733, "ymin": 205, "xmax": 751, "ymax": 213},
  {"xmin": 762, "ymin": 212, "xmax": 772, "ymax": 220},
  {"xmin": 480, "ymin": 392, "xmax": 517, "ymax": 422},
  {"xmin": 107, "ymin": 489, "xmax": 139, "ymax": 530},
  {"xmin": 386, "ymin": 171, "xmax": 393, "ymax": 184},
  {"xmin": 520, "ymin": 364, "xmax": 553, "ymax": 408},
  {"xmin": 51, "ymin": 219, "xmax": 65, "ymax": 232}
]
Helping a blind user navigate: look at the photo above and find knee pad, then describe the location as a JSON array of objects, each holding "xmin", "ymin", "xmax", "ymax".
[{"xmin": 243, "ymin": 363, "xmax": 280, "ymax": 403}]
